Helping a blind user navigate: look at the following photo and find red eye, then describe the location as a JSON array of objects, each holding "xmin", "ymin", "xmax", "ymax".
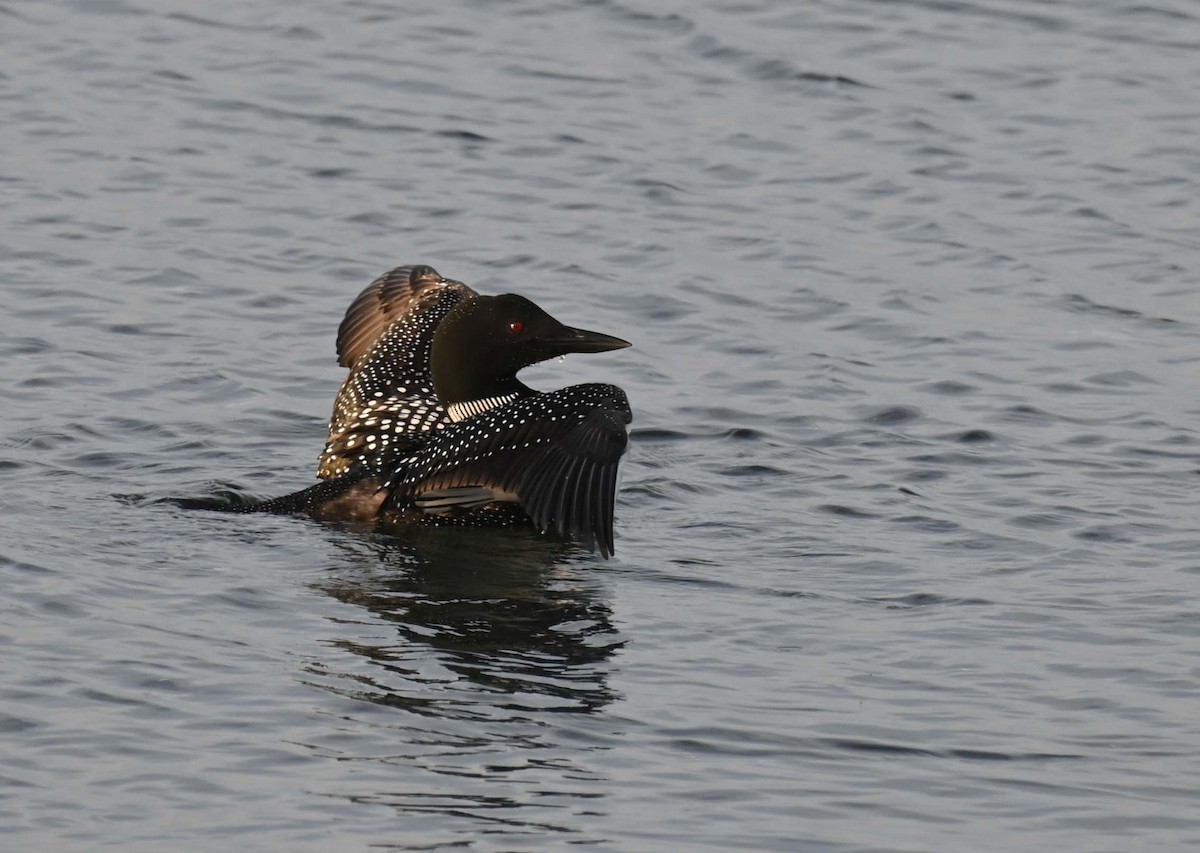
[{"xmin": 509, "ymin": 320, "xmax": 524, "ymax": 334}]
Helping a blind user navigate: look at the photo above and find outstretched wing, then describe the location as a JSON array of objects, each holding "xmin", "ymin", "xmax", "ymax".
[
  {"xmin": 319, "ymin": 266, "xmax": 475, "ymax": 479},
  {"xmin": 382, "ymin": 384, "xmax": 632, "ymax": 557},
  {"xmin": 336, "ymin": 265, "xmax": 477, "ymax": 368}
]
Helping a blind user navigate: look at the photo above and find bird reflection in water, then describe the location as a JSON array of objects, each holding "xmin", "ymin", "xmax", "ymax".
[
  {"xmin": 299, "ymin": 526, "xmax": 622, "ymax": 842},
  {"xmin": 307, "ymin": 524, "xmax": 622, "ymax": 716}
]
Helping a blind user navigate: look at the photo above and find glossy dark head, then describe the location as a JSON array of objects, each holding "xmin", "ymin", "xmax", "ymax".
[{"xmin": 431, "ymin": 293, "xmax": 630, "ymax": 405}]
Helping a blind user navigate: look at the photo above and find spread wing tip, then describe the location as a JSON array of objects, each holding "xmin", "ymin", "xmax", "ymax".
[{"xmin": 523, "ymin": 457, "xmax": 619, "ymax": 559}]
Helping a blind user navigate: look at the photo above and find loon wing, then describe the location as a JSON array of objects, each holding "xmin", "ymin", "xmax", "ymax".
[
  {"xmin": 319, "ymin": 266, "xmax": 475, "ymax": 479},
  {"xmin": 383, "ymin": 385, "xmax": 632, "ymax": 557},
  {"xmin": 517, "ymin": 406, "xmax": 630, "ymax": 557},
  {"xmin": 336, "ymin": 265, "xmax": 477, "ymax": 368}
]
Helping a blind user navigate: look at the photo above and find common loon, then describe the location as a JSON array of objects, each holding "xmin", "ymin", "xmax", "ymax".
[{"xmin": 241, "ymin": 265, "xmax": 633, "ymax": 557}]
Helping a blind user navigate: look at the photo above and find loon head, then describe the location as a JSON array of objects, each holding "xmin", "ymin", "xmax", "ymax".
[{"xmin": 431, "ymin": 293, "xmax": 630, "ymax": 407}]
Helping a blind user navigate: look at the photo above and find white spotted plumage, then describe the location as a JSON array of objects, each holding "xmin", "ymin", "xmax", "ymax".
[
  {"xmin": 298, "ymin": 264, "xmax": 633, "ymax": 555},
  {"xmin": 317, "ymin": 277, "xmax": 471, "ymax": 478},
  {"xmin": 381, "ymin": 383, "xmax": 627, "ymax": 490}
]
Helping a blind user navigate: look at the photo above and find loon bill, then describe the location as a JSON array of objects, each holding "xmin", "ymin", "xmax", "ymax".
[{"xmin": 232, "ymin": 265, "xmax": 633, "ymax": 558}]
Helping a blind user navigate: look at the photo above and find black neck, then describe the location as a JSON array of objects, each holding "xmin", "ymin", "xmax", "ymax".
[
  {"xmin": 430, "ymin": 293, "xmax": 586, "ymax": 407},
  {"xmin": 434, "ymin": 367, "xmax": 530, "ymax": 407}
]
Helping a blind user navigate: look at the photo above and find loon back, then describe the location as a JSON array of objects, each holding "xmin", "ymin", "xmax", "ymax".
[{"xmin": 319, "ymin": 266, "xmax": 475, "ymax": 479}]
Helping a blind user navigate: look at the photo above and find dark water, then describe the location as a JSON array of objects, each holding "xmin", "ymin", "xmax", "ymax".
[{"xmin": 3, "ymin": 0, "xmax": 1199, "ymax": 849}]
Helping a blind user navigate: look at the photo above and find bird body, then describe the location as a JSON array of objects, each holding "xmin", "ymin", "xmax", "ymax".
[{"xmin": 246, "ymin": 265, "xmax": 632, "ymax": 556}]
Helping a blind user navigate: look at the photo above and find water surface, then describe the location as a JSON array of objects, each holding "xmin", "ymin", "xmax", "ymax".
[{"xmin": 2, "ymin": 0, "xmax": 1199, "ymax": 850}]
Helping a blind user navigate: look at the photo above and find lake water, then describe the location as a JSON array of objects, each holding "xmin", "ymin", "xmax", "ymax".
[{"xmin": 2, "ymin": 0, "xmax": 1199, "ymax": 850}]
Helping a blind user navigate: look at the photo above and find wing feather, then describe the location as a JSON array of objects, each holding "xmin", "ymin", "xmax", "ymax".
[
  {"xmin": 383, "ymin": 385, "xmax": 631, "ymax": 556},
  {"xmin": 336, "ymin": 265, "xmax": 478, "ymax": 368},
  {"xmin": 598, "ymin": 464, "xmax": 615, "ymax": 556}
]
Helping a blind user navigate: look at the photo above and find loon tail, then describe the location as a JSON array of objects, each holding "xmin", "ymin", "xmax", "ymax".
[{"xmin": 173, "ymin": 471, "xmax": 387, "ymax": 521}]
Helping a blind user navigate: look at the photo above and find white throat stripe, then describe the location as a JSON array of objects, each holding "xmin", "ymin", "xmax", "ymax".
[{"xmin": 447, "ymin": 394, "xmax": 518, "ymax": 423}]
